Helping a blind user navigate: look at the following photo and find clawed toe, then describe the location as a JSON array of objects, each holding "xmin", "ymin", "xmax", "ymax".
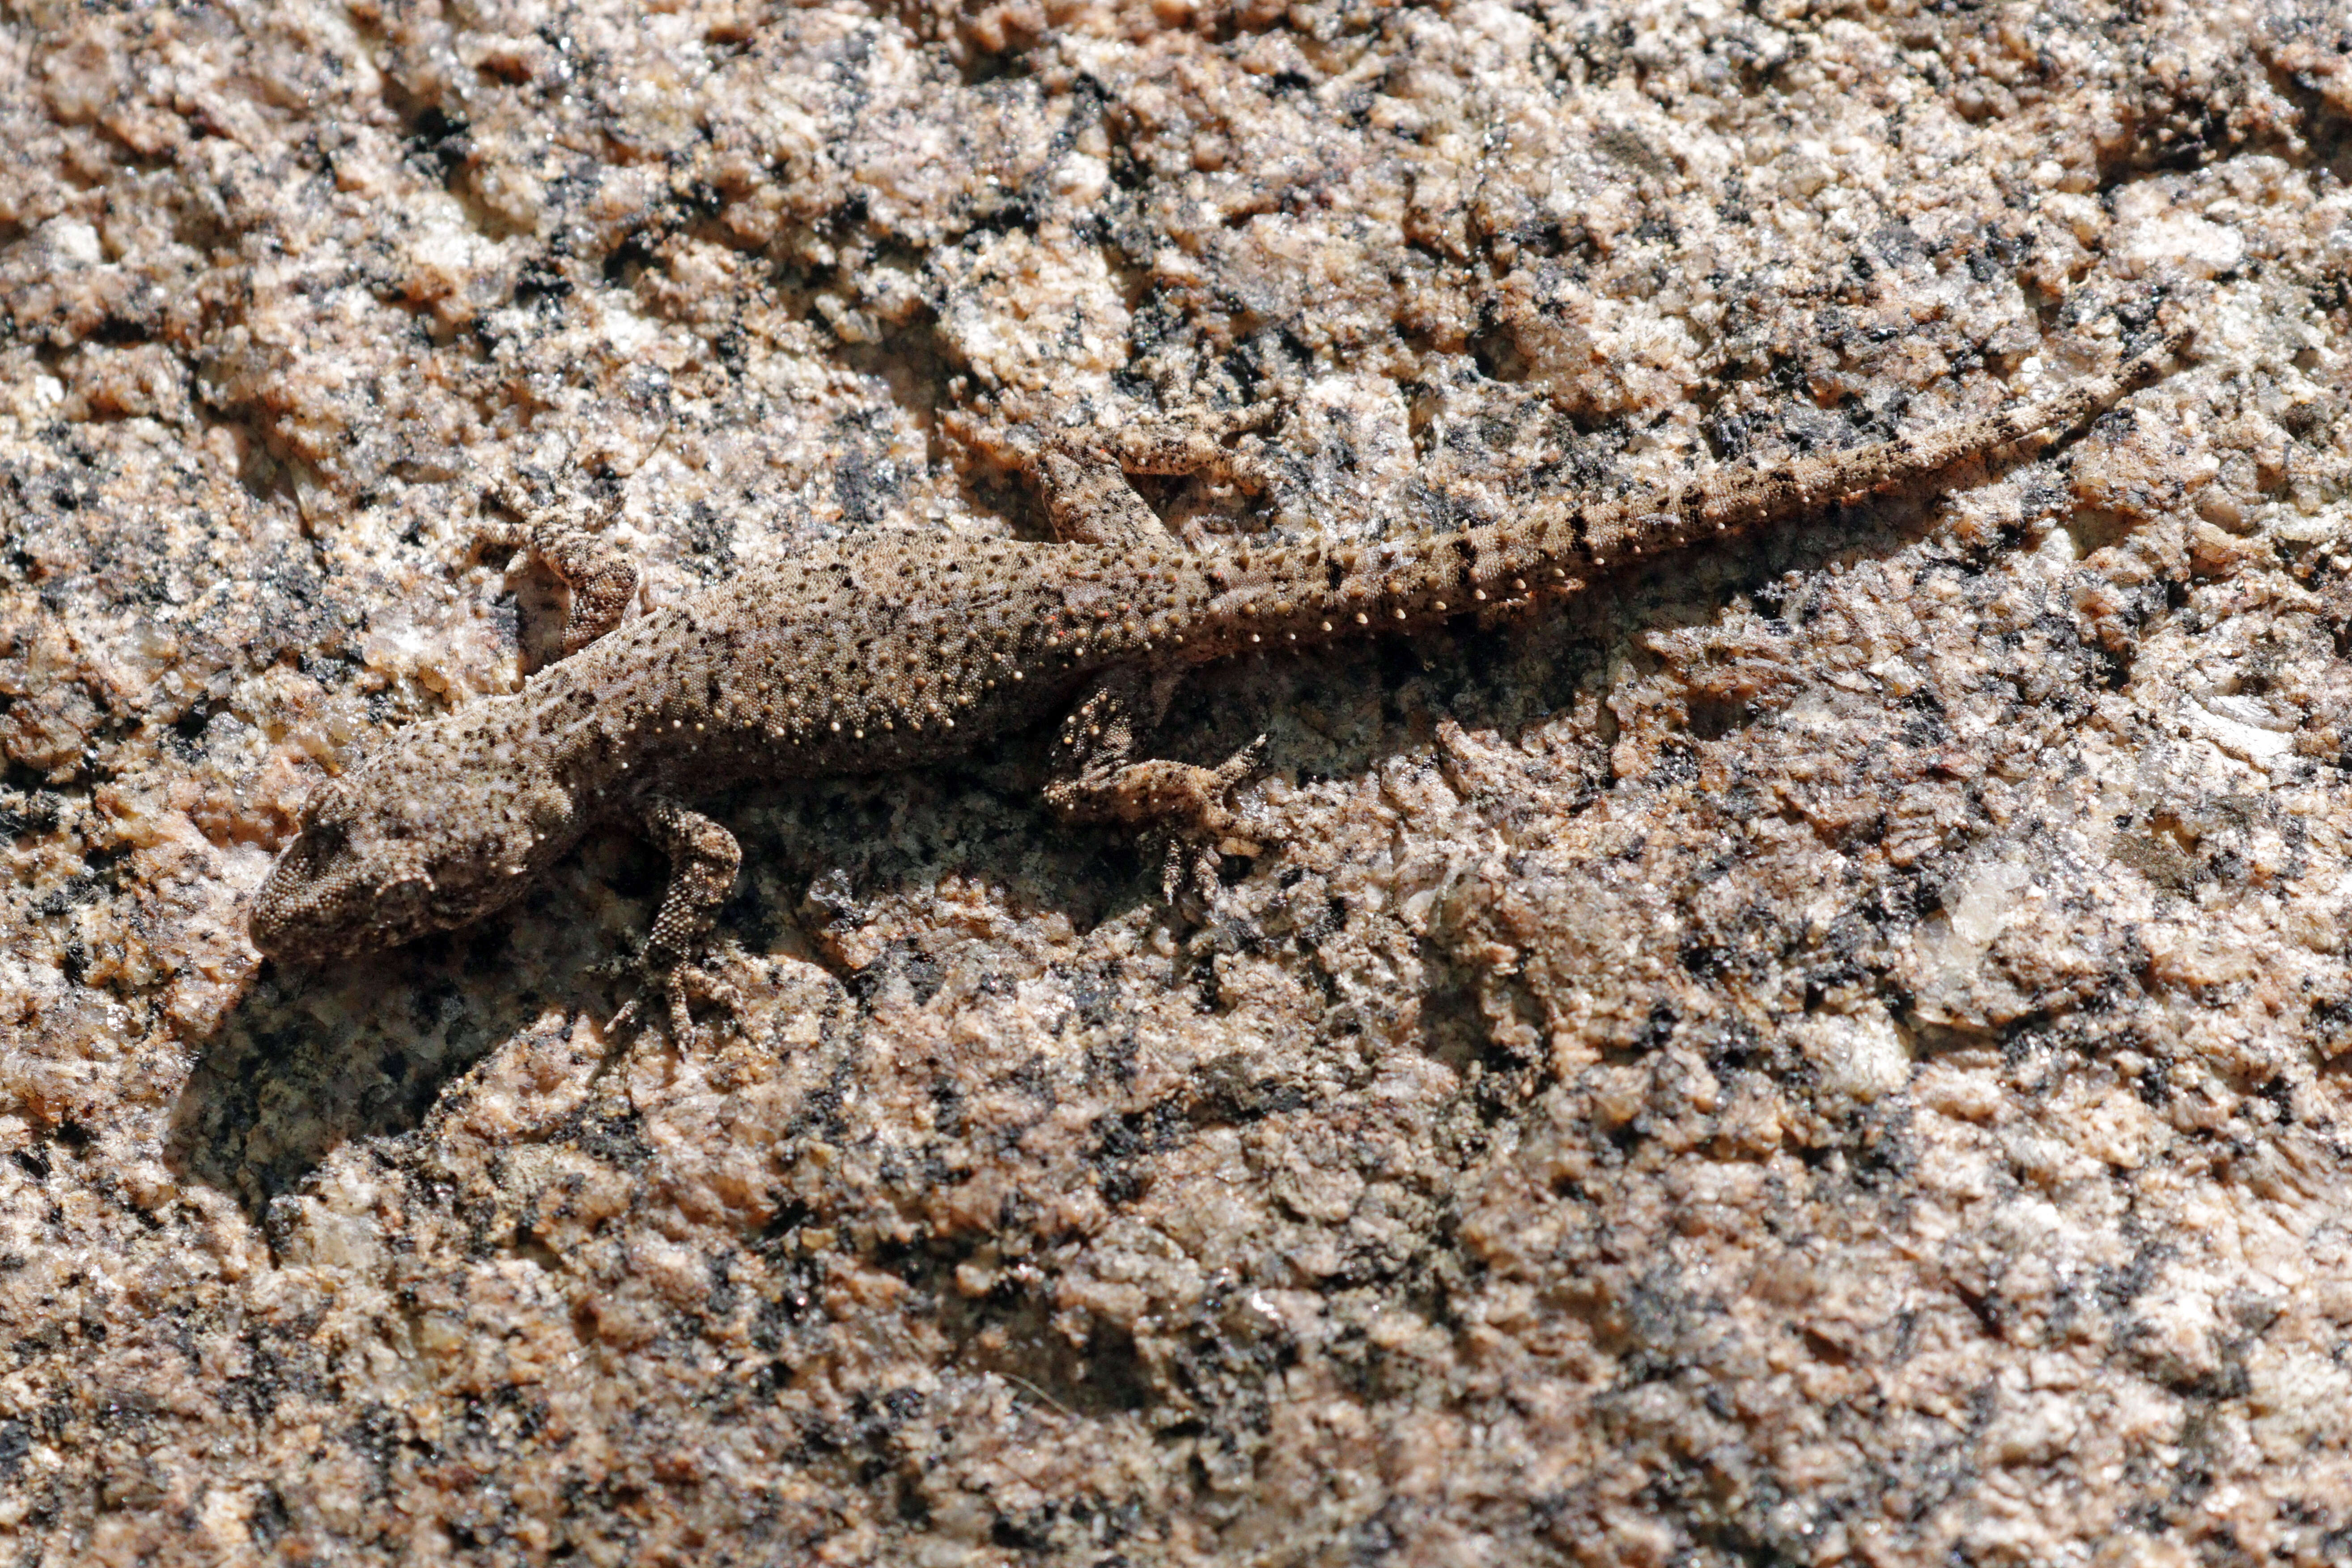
[
  {"xmin": 1157, "ymin": 834, "xmax": 1227, "ymax": 908},
  {"xmin": 663, "ymin": 963, "xmax": 746, "ymax": 1042},
  {"xmin": 596, "ymin": 950, "xmax": 745, "ymax": 1049},
  {"xmin": 1209, "ymin": 735, "xmax": 1268, "ymax": 843},
  {"xmin": 1219, "ymin": 734, "xmax": 1268, "ymax": 779}
]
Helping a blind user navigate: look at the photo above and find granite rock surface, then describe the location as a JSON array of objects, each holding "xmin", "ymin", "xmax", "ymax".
[{"xmin": 4, "ymin": 0, "xmax": 2352, "ymax": 1562}]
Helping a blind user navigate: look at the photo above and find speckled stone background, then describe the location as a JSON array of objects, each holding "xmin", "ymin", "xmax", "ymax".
[{"xmin": 4, "ymin": 0, "xmax": 2351, "ymax": 1562}]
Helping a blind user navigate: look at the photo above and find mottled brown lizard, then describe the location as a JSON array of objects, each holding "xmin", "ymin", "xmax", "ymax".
[{"xmin": 249, "ymin": 325, "xmax": 2191, "ymax": 1034}]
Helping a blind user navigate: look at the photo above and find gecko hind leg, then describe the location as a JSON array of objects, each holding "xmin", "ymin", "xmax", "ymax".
[
  {"xmin": 1042, "ymin": 666, "xmax": 1268, "ymax": 907},
  {"xmin": 1033, "ymin": 404, "xmax": 1284, "ymax": 547},
  {"xmin": 1087, "ymin": 403, "xmax": 1283, "ymax": 490},
  {"xmin": 479, "ymin": 485, "xmax": 642, "ymax": 654}
]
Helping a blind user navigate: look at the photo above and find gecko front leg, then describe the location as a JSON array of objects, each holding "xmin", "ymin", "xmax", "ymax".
[{"xmin": 601, "ymin": 795, "xmax": 746, "ymax": 1042}]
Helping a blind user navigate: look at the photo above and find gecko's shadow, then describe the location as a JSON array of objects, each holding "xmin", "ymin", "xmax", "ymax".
[
  {"xmin": 164, "ymin": 927, "xmax": 556, "ymax": 1222},
  {"xmin": 166, "ymin": 477, "xmax": 1978, "ymax": 1220},
  {"xmin": 161, "ymin": 773, "xmax": 1153, "ymax": 1222}
]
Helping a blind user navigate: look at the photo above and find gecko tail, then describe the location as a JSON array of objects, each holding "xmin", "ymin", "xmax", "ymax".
[{"xmin": 1513, "ymin": 313, "xmax": 2200, "ymax": 580}]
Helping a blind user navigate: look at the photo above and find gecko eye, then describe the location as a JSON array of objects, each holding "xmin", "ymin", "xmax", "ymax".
[{"xmin": 300, "ymin": 779, "xmax": 362, "ymax": 838}]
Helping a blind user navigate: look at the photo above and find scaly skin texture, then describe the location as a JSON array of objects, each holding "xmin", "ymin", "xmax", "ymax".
[{"xmin": 248, "ymin": 326, "xmax": 2189, "ymax": 1028}]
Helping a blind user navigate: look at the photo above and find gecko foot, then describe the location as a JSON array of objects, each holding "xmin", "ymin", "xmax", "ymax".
[
  {"xmin": 1137, "ymin": 735, "xmax": 1270, "ymax": 911},
  {"xmin": 594, "ymin": 949, "xmax": 747, "ymax": 1048},
  {"xmin": 592, "ymin": 795, "xmax": 747, "ymax": 1046}
]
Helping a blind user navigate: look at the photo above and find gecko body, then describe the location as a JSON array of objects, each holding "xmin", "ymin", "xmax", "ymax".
[{"xmin": 250, "ymin": 328, "xmax": 2188, "ymax": 1029}]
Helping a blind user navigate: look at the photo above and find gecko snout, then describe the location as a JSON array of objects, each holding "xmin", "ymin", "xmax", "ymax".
[{"xmin": 249, "ymin": 811, "xmax": 433, "ymax": 961}]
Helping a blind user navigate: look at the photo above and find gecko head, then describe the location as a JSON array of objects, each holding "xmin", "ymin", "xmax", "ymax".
[{"xmin": 249, "ymin": 713, "xmax": 576, "ymax": 963}]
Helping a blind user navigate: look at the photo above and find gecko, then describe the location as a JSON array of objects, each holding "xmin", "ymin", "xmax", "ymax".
[{"xmin": 249, "ymin": 323, "xmax": 2191, "ymax": 1035}]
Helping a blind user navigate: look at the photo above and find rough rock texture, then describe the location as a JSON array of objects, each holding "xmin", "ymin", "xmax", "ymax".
[{"xmin": 4, "ymin": 0, "xmax": 2351, "ymax": 1562}]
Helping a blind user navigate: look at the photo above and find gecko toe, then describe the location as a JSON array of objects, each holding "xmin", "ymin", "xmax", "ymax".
[
  {"xmin": 1158, "ymin": 835, "xmax": 1188, "ymax": 905},
  {"xmin": 670, "ymin": 963, "xmax": 747, "ymax": 1044},
  {"xmin": 1216, "ymin": 735, "xmax": 1268, "ymax": 786},
  {"xmin": 595, "ymin": 948, "xmax": 745, "ymax": 1049}
]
